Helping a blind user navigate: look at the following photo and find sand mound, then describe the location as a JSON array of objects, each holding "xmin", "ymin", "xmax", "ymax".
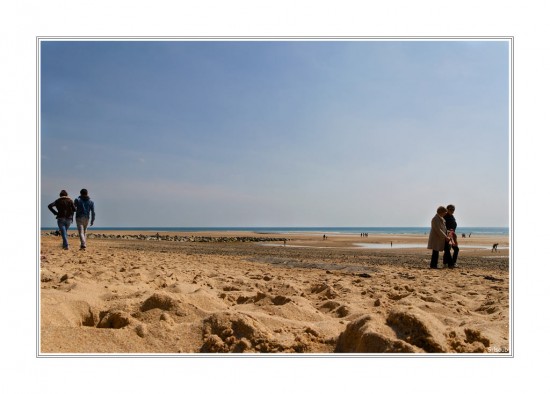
[
  {"xmin": 386, "ymin": 307, "xmax": 449, "ymax": 352},
  {"xmin": 319, "ymin": 300, "xmax": 352, "ymax": 318},
  {"xmin": 336, "ymin": 315, "xmax": 418, "ymax": 353},
  {"xmin": 310, "ymin": 282, "xmax": 339, "ymax": 299},
  {"xmin": 41, "ymin": 297, "xmax": 98, "ymax": 328},
  {"xmin": 183, "ymin": 288, "xmax": 231, "ymax": 311},
  {"xmin": 337, "ymin": 306, "xmax": 475, "ymax": 353},
  {"xmin": 201, "ymin": 312, "xmax": 280, "ymax": 353},
  {"xmin": 447, "ymin": 327, "xmax": 492, "ymax": 353},
  {"xmin": 166, "ymin": 283, "xmax": 202, "ymax": 294},
  {"xmin": 200, "ymin": 311, "xmax": 325, "ymax": 353},
  {"xmin": 140, "ymin": 292, "xmax": 179, "ymax": 312},
  {"xmin": 97, "ymin": 310, "xmax": 136, "ymax": 329}
]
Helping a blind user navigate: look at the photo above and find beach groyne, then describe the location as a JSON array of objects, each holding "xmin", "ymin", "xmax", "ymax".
[{"xmin": 42, "ymin": 231, "xmax": 287, "ymax": 243}]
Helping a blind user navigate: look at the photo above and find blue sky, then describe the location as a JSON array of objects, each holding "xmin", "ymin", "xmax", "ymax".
[{"xmin": 40, "ymin": 40, "xmax": 510, "ymax": 227}]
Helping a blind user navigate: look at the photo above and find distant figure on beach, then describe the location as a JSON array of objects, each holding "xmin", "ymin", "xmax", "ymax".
[
  {"xmin": 462, "ymin": 233, "xmax": 466, "ymax": 238},
  {"xmin": 427, "ymin": 206, "xmax": 451, "ymax": 269},
  {"xmin": 443, "ymin": 204, "xmax": 459, "ymax": 268},
  {"xmin": 284, "ymin": 239, "xmax": 287, "ymax": 247},
  {"xmin": 48, "ymin": 190, "xmax": 76, "ymax": 250},
  {"xmin": 390, "ymin": 241, "xmax": 393, "ymax": 248},
  {"xmin": 74, "ymin": 189, "xmax": 95, "ymax": 250},
  {"xmin": 492, "ymin": 243, "xmax": 499, "ymax": 252},
  {"xmin": 323, "ymin": 234, "xmax": 327, "ymax": 240},
  {"xmin": 156, "ymin": 232, "xmax": 160, "ymax": 241},
  {"xmin": 469, "ymin": 232, "xmax": 472, "ymax": 238}
]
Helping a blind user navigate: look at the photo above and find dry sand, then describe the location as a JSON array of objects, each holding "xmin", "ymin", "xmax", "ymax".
[{"xmin": 39, "ymin": 230, "xmax": 510, "ymax": 354}]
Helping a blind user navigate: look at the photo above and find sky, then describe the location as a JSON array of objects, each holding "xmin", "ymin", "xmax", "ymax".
[{"xmin": 40, "ymin": 39, "xmax": 510, "ymax": 228}]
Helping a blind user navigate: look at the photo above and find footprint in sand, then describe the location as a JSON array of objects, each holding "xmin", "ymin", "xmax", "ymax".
[
  {"xmin": 317, "ymin": 300, "xmax": 351, "ymax": 318},
  {"xmin": 310, "ymin": 283, "xmax": 339, "ymax": 300}
]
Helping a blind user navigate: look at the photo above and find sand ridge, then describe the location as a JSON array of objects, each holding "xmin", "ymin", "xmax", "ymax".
[{"xmin": 39, "ymin": 231, "xmax": 510, "ymax": 354}]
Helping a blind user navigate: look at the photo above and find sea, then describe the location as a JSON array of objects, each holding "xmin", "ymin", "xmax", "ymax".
[{"xmin": 41, "ymin": 226, "xmax": 509, "ymax": 236}]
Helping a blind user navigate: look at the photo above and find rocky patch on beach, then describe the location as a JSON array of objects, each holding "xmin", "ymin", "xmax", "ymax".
[{"xmin": 43, "ymin": 231, "xmax": 288, "ymax": 243}]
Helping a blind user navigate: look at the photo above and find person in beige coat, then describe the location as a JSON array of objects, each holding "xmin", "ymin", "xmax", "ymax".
[{"xmin": 427, "ymin": 206, "xmax": 450, "ymax": 268}]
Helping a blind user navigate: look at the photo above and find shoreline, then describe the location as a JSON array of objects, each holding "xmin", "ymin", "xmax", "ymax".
[
  {"xmin": 39, "ymin": 226, "xmax": 510, "ymax": 237},
  {"xmin": 40, "ymin": 229, "xmax": 510, "ymax": 252}
]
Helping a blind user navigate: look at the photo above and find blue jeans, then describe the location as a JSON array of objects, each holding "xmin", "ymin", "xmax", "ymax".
[
  {"xmin": 76, "ymin": 217, "xmax": 89, "ymax": 248},
  {"xmin": 57, "ymin": 218, "xmax": 72, "ymax": 249}
]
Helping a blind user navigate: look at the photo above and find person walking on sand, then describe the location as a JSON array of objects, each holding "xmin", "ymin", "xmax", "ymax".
[
  {"xmin": 48, "ymin": 190, "xmax": 76, "ymax": 250},
  {"xmin": 74, "ymin": 188, "xmax": 95, "ymax": 250},
  {"xmin": 427, "ymin": 206, "xmax": 450, "ymax": 269},
  {"xmin": 443, "ymin": 204, "xmax": 459, "ymax": 268}
]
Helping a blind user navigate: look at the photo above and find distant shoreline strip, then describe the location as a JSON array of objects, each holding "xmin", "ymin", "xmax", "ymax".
[{"xmin": 39, "ymin": 226, "xmax": 509, "ymax": 236}]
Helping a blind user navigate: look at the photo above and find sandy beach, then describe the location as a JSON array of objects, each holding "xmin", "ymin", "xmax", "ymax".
[{"xmin": 39, "ymin": 230, "xmax": 510, "ymax": 354}]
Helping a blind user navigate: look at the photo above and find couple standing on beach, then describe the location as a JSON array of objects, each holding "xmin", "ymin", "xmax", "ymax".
[
  {"xmin": 47, "ymin": 189, "xmax": 96, "ymax": 250},
  {"xmin": 428, "ymin": 204, "xmax": 459, "ymax": 269}
]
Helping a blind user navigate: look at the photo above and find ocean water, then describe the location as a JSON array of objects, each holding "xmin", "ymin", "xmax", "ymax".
[{"xmin": 41, "ymin": 226, "xmax": 509, "ymax": 236}]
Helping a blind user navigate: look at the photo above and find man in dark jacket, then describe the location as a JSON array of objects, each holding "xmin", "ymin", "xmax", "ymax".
[
  {"xmin": 443, "ymin": 204, "xmax": 459, "ymax": 267},
  {"xmin": 74, "ymin": 188, "xmax": 96, "ymax": 250},
  {"xmin": 48, "ymin": 189, "xmax": 76, "ymax": 250}
]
